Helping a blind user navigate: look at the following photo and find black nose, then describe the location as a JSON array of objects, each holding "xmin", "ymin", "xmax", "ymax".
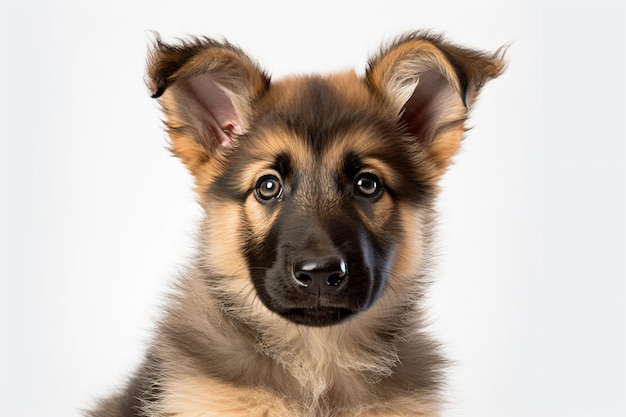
[{"xmin": 292, "ymin": 256, "xmax": 348, "ymax": 295}]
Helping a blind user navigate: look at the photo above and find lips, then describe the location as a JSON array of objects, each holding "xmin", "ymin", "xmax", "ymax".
[{"xmin": 281, "ymin": 307, "xmax": 355, "ymax": 326}]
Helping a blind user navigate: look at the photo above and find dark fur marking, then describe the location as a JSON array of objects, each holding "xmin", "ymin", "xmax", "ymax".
[{"xmin": 271, "ymin": 153, "xmax": 291, "ymax": 180}]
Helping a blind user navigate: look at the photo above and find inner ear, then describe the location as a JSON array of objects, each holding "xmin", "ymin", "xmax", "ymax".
[
  {"xmin": 178, "ymin": 74, "xmax": 244, "ymax": 150},
  {"xmin": 400, "ymin": 69, "xmax": 459, "ymax": 143}
]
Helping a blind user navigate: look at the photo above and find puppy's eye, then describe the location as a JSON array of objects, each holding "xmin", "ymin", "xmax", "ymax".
[
  {"xmin": 354, "ymin": 173, "xmax": 381, "ymax": 198},
  {"xmin": 255, "ymin": 175, "xmax": 283, "ymax": 201}
]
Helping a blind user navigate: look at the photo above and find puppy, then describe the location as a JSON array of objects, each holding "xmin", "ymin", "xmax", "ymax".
[{"xmin": 89, "ymin": 31, "xmax": 506, "ymax": 417}]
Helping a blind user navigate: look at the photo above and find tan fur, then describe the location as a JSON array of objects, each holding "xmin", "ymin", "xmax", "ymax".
[
  {"xmin": 368, "ymin": 40, "xmax": 462, "ymax": 107},
  {"xmin": 153, "ymin": 380, "xmax": 439, "ymax": 417},
  {"xmin": 149, "ymin": 372, "xmax": 439, "ymax": 417},
  {"xmin": 148, "ymin": 375, "xmax": 293, "ymax": 417}
]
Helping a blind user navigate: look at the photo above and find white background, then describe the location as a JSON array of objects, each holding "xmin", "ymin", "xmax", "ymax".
[{"xmin": 1, "ymin": 1, "xmax": 625, "ymax": 416}]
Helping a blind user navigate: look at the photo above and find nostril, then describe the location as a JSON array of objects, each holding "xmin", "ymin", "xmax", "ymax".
[
  {"xmin": 327, "ymin": 272, "xmax": 343, "ymax": 286},
  {"xmin": 292, "ymin": 257, "xmax": 348, "ymax": 290},
  {"xmin": 327, "ymin": 258, "xmax": 347, "ymax": 286},
  {"xmin": 294, "ymin": 271, "xmax": 313, "ymax": 287}
]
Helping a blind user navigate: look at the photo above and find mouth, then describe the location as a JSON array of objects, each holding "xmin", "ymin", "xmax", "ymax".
[{"xmin": 281, "ymin": 307, "xmax": 356, "ymax": 326}]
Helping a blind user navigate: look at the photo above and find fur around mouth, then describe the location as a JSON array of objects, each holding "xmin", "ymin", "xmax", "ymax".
[{"xmin": 282, "ymin": 307, "xmax": 356, "ymax": 326}]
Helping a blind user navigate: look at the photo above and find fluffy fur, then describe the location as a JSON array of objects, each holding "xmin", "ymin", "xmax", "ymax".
[{"xmin": 88, "ymin": 31, "xmax": 506, "ymax": 417}]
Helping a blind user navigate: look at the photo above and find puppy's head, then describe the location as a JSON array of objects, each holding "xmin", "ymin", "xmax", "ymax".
[{"xmin": 147, "ymin": 33, "xmax": 505, "ymax": 327}]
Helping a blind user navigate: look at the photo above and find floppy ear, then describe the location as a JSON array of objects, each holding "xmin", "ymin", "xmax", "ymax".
[
  {"xmin": 366, "ymin": 32, "xmax": 506, "ymax": 176},
  {"xmin": 147, "ymin": 35, "xmax": 270, "ymax": 176}
]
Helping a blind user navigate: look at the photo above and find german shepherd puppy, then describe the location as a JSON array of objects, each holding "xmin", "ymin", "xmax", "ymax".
[{"xmin": 89, "ymin": 32, "xmax": 505, "ymax": 417}]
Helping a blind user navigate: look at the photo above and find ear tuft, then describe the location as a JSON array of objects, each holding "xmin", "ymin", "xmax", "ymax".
[
  {"xmin": 366, "ymin": 31, "xmax": 507, "ymax": 176},
  {"xmin": 146, "ymin": 34, "xmax": 270, "ymax": 177}
]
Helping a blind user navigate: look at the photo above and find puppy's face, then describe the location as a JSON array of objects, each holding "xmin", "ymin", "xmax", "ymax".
[
  {"xmin": 209, "ymin": 74, "xmax": 435, "ymax": 326},
  {"xmin": 147, "ymin": 33, "xmax": 505, "ymax": 327}
]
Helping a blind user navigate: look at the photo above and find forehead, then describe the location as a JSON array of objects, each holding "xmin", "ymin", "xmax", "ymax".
[
  {"xmin": 242, "ymin": 72, "xmax": 407, "ymax": 161},
  {"xmin": 252, "ymin": 72, "xmax": 395, "ymax": 149}
]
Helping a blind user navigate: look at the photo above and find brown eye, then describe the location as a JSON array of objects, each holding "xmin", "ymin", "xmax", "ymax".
[
  {"xmin": 255, "ymin": 175, "xmax": 282, "ymax": 201},
  {"xmin": 354, "ymin": 173, "xmax": 381, "ymax": 198}
]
